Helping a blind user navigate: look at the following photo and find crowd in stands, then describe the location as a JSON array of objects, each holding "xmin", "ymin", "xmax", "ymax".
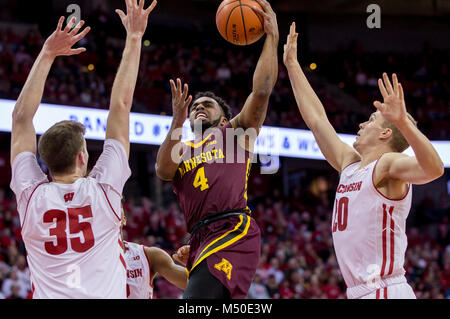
[
  {"xmin": 0, "ymin": 19, "xmax": 449, "ymax": 140},
  {"xmin": 1, "ymin": 170, "xmax": 449, "ymax": 298}
]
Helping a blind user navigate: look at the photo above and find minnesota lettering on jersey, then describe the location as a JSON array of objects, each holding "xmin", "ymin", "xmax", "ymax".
[
  {"xmin": 178, "ymin": 149, "xmax": 225, "ymax": 178},
  {"xmin": 127, "ymin": 268, "xmax": 143, "ymax": 279},
  {"xmin": 337, "ymin": 181, "xmax": 363, "ymax": 194}
]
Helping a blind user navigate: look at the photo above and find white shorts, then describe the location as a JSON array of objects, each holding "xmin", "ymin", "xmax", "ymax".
[{"xmin": 359, "ymin": 283, "xmax": 416, "ymax": 299}]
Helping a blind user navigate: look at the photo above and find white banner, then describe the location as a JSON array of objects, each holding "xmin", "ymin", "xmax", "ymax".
[{"xmin": 1, "ymin": 99, "xmax": 449, "ymax": 167}]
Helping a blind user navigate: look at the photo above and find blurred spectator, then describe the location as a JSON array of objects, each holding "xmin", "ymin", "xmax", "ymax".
[{"xmin": 247, "ymin": 272, "xmax": 270, "ymax": 299}]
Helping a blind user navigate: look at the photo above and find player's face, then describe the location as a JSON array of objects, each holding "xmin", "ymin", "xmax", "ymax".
[
  {"xmin": 189, "ymin": 97, "xmax": 224, "ymax": 131},
  {"xmin": 353, "ymin": 111, "xmax": 387, "ymax": 151}
]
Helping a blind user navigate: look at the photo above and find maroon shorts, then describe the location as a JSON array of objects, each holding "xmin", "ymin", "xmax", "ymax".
[{"xmin": 186, "ymin": 214, "xmax": 261, "ymax": 298}]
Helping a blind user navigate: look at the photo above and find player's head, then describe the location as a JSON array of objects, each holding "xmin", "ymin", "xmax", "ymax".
[
  {"xmin": 189, "ymin": 92, "xmax": 232, "ymax": 132},
  {"xmin": 38, "ymin": 120, "xmax": 88, "ymax": 178},
  {"xmin": 354, "ymin": 111, "xmax": 417, "ymax": 153}
]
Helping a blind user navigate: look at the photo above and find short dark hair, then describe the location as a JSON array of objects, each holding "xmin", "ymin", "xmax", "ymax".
[
  {"xmin": 38, "ymin": 120, "xmax": 86, "ymax": 175},
  {"xmin": 193, "ymin": 91, "xmax": 232, "ymax": 120}
]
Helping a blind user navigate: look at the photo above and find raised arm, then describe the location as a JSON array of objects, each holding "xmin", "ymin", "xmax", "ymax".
[
  {"xmin": 155, "ymin": 79, "xmax": 192, "ymax": 181},
  {"xmin": 106, "ymin": 0, "xmax": 157, "ymax": 158},
  {"xmin": 373, "ymin": 73, "xmax": 444, "ymax": 185},
  {"xmin": 10, "ymin": 17, "xmax": 90, "ymax": 165},
  {"xmin": 146, "ymin": 246, "xmax": 188, "ymax": 290},
  {"xmin": 283, "ymin": 22, "xmax": 359, "ymax": 172},
  {"xmin": 230, "ymin": 0, "xmax": 279, "ymax": 134}
]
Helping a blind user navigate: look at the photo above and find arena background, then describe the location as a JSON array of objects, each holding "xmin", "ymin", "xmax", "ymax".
[{"xmin": 0, "ymin": 0, "xmax": 448, "ymax": 299}]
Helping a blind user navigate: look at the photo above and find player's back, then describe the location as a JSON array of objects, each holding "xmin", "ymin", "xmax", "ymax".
[
  {"xmin": 11, "ymin": 139, "xmax": 131, "ymax": 298},
  {"xmin": 22, "ymin": 177, "xmax": 126, "ymax": 298},
  {"xmin": 332, "ymin": 159, "xmax": 413, "ymax": 298}
]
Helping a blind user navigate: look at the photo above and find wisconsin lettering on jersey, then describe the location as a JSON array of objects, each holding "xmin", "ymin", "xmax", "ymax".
[
  {"xmin": 337, "ymin": 181, "xmax": 363, "ymax": 194},
  {"xmin": 127, "ymin": 268, "xmax": 143, "ymax": 279},
  {"xmin": 178, "ymin": 149, "xmax": 225, "ymax": 178}
]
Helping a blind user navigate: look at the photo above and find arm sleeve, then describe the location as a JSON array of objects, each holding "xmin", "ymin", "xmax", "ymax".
[
  {"xmin": 10, "ymin": 152, "xmax": 48, "ymax": 204},
  {"xmin": 89, "ymin": 139, "xmax": 131, "ymax": 195}
]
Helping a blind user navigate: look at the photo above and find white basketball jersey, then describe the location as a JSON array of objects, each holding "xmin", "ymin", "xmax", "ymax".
[
  {"xmin": 10, "ymin": 139, "xmax": 131, "ymax": 299},
  {"xmin": 124, "ymin": 241, "xmax": 153, "ymax": 299},
  {"xmin": 332, "ymin": 159, "xmax": 412, "ymax": 299}
]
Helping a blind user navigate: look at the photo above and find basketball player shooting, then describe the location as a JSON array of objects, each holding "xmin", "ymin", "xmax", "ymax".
[
  {"xmin": 155, "ymin": 0, "xmax": 279, "ymax": 299},
  {"xmin": 283, "ymin": 22, "xmax": 444, "ymax": 299},
  {"xmin": 9, "ymin": 0, "xmax": 157, "ymax": 298}
]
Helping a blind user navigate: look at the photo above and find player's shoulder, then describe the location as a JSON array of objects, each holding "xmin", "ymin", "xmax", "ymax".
[{"xmin": 377, "ymin": 152, "xmax": 410, "ymax": 168}]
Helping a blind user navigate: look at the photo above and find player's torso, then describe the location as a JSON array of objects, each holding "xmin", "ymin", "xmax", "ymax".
[
  {"xmin": 21, "ymin": 177, "xmax": 126, "ymax": 298},
  {"xmin": 331, "ymin": 161, "xmax": 411, "ymax": 289},
  {"xmin": 173, "ymin": 124, "xmax": 252, "ymax": 230},
  {"xmin": 124, "ymin": 241, "xmax": 153, "ymax": 299}
]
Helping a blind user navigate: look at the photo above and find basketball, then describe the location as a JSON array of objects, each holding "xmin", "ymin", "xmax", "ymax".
[{"xmin": 216, "ymin": 0, "xmax": 265, "ymax": 46}]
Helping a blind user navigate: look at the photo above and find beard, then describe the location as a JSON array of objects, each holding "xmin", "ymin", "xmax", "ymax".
[{"xmin": 191, "ymin": 117, "xmax": 222, "ymax": 133}]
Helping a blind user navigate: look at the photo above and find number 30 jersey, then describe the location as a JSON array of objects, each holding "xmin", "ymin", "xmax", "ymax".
[
  {"xmin": 10, "ymin": 139, "xmax": 131, "ymax": 299},
  {"xmin": 172, "ymin": 123, "xmax": 252, "ymax": 232},
  {"xmin": 331, "ymin": 159, "xmax": 412, "ymax": 298}
]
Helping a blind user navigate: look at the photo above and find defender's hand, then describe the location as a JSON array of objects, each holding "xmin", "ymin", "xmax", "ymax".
[
  {"xmin": 283, "ymin": 22, "xmax": 298, "ymax": 66},
  {"xmin": 116, "ymin": 0, "xmax": 157, "ymax": 38},
  {"xmin": 43, "ymin": 16, "xmax": 90, "ymax": 57},
  {"xmin": 170, "ymin": 78, "xmax": 192, "ymax": 126},
  {"xmin": 172, "ymin": 245, "xmax": 190, "ymax": 266},
  {"xmin": 373, "ymin": 73, "xmax": 408, "ymax": 127},
  {"xmin": 253, "ymin": 0, "xmax": 279, "ymax": 40}
]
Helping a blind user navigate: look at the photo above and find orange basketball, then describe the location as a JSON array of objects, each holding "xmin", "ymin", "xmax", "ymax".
[{"xmin": 216, "ymin": 0, "xmax": 265, "ymax": 46}]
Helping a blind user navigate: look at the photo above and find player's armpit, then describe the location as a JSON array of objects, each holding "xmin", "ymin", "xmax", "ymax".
[{"xmin": 376, "ymin": 152, "xmax": 439, "ymax": 185}]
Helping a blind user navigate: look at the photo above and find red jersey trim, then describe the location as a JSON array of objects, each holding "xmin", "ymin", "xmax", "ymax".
[
  {"xmin": 119, "ymin": 253, "xmax": 126, "ymax": 269},
  {"xmin": 341, "ymin": 160, "xmax": 361, "ymax": 174},
  {"xmin": 372, "ymin": 157, "xmax": 411, "ymax": 201},
  {"xmin": 142, "ymin": 245, "xmax": 154, "ymax": 288},
  {"xmin": 99, "ymin": 184, "xmax": 121, "ymax": 222},
  {"xmin": 23, "ymin": 182, "xmax": 49, "ymax": 230}
]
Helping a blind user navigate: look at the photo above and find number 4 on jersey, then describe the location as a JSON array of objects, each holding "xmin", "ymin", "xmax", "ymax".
[
  {"xmin": 193, "ymin": 167, "xmax": 209, "ymax": 191},
  {"xmin": 333, "ymin": 197, "xmax": 349, "ymax": 232}
]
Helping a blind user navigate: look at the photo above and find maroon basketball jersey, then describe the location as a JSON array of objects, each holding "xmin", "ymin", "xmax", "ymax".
[{"xmin": 173, "ymin": 122, "xmax": 252, "ymax": 231}]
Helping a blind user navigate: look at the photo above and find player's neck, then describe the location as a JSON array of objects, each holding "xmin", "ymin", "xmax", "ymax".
[
  {"xmin": 358, "ymin": 147, "xmax": 390, "ymax": 169},
  {"xmin": 52, "ymin": 172, "xmax": 84, "ymax": 184}
]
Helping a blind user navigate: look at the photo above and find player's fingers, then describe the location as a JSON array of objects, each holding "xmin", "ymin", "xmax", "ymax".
[
  {"xmin": 290, "ymin": 21, "xmax": 296, "ymax": 35},
  {"xmin": 169, "ymin": 79, "xmax": 176, "ymax": 96},
  {"xmin": 68, "ymin": 47, "xmax": 87, "ymax": 56},
  {"xmin": 383, "ymin": 72, "xmax": 394, "ymax": 95},
  {"xmin": 56, "ymin": 16, "xmax": 65, "ymax": 32},
  {"xmin": 182, "ymin": 83, "xmax": 189, "ymax": 100},
  {"xmin": 373, "ymin": 101, "xmax": 385, "ymax": 112},
  {"xmin": 176, "ymin": 78, "xmax": 182, "ymax": 95},
  {"xmin": 398, "ymin": 83, "xmax": 404, "ymax": 101},
  {"xmin": 378, "ymin": 78, "xmax": 388, "ymax": 99},
  {"xmin": 145, "ymin": 0, "xmax": 157, "ymax": 14},
  {"xmin": 255, "ymin": 0, "xmax": 271, "ymax": 13},
  {"xmin": 73, "ymin": 26, "xmax": 91, "ymax": 42},
  {"xmin": 252, "ymin": 7, "xmax": 269, "ymax": 19},
  {"xmin": 69, "ymin": 20, "xmax": 85, "ymax": 36},
  {"xmin": 64, "ymin": 16, "xmax": 77, "ymax": 33},
  {"xmin": 138, "ymin": 0, "xmax": 145, "ymax": 10},
  {"xmin": 184, "ymin": 95, "xmax": 193, "ymax": 109},
  {"xmin": 125, "ymin": 0, "xmax": 133, "ymax": 13},
  {"xmin": 392, "ymin": 73, "xmax": 399, "ymax": 97},
  {"xmin": 116, "ymin": 9, "xmax": 126, "ymax": 21}
]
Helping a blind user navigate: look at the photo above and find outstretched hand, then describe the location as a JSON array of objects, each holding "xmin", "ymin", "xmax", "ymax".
[
  {"xmin": 374, "ymin": 73, "xmax": 408, "ymax": 126},
  {"xmin": 116, "ymin": 0, "xmax": 157, "ymax": 37},
  {"xmin": 283, "ymin": 21, "xmax": 298, "ymax": 65},
  {"xmin": 170, "ymin": 78, "xmax": 192, "ymax": 125},
  {"xmin": 253, "ymin": 0, "xmax": 279, "ymax": 40},
  {"xmin": 43, "ymin": 16, "xmax": 90, "ymax": 57}
]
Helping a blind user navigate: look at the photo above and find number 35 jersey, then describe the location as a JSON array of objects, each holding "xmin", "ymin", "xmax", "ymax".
[
  {"xmin": 172, "ymin": 123, "xmax": 252, "ymax": 232},
  {"xmin": 331, "ymin": 159, "xmax": 412, "ymax": 298},
  {"xmin": 10, "ymin": 139, "xmax": 131, "ymax": 299}
]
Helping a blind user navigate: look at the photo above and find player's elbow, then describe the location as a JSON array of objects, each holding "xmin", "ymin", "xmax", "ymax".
[
  {"xmin": 431, "ymin": 161, "xmax": 445, "ymax": 180},
  {"xmin": 155, "ymin": 164, "xmax": 174, "ymax": 181}
]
